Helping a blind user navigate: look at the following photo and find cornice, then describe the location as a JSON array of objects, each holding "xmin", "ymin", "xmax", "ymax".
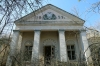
[{"xmin": 15, "ymin": 21, "xmax": 83, "ymax": 26}]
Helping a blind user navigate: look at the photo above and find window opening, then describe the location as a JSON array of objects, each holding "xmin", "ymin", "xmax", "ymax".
[
  {"xmin": 39, "ymin": 16, "xmax": 41, "ymax": 19},
  {"xmin": 24, "ymin": 46, "xmax": 33, "ymax": 61},
  {"xmin": 67, "ymin": 45, "xmax": 76, "ymax": 60},
  {"xmin": 44, "ymin": 46, "xmax": 55, "ymax": 65}
]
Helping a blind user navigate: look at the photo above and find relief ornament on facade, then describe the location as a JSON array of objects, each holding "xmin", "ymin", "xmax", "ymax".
[{"xmin": 43, "ymin": 12, "xmax": 56, "ymax": 20}]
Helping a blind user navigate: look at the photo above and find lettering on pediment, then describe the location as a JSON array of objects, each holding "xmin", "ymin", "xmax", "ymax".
[{"xmin": 43, "ymin": 12, "xmax": 56, "ymax": 20}]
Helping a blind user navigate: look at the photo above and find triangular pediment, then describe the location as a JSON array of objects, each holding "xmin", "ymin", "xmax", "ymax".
[{"xmin": 15, "ymin": 4, "xmax": 85, "ymax": 25}]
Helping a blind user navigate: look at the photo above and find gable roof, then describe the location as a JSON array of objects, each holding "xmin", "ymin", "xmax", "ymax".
[{"xmin": 15, "ymin": 4, "xmax": 85, "ymax": 23}]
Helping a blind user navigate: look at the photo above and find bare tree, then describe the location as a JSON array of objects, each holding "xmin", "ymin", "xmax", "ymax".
[
  {"xmin": 89, "ymin": 1, "xmax": 100, "ymax": 14},
  {"xmin": 71, "ymin": 7, "xmax": 80, "ymax": 17},
  {"xmin": 94, "ymin": 21, "xmax": 100, "ymax": 31},
  {"xmin": 0, "ymin": 0, "xmax": 43, "ymax": 35},
  {"xmin": 79, "ymin": 0, "xmax": 100, "ymax": 14},
  {"xmin": 0, "ymin": 0, "xmax": 44, "ymax": 66},
  {"xmin": 72, "ymin": 6, "xmax": 100, "ymax": 66}
]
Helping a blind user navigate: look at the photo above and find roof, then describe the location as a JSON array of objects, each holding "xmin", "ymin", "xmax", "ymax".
[{"xmin": 15, "ymin": 4, "xmax": 85, "ymax": 23}]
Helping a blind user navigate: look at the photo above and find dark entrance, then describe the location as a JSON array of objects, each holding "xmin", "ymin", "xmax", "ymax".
[{"xmin": 44, "ymin": 46, "xmax": 55, "ymax": 65}]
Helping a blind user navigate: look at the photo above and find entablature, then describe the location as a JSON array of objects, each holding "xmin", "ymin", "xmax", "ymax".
[{"xmin": 15, "ymin": 21, "xmax": 84, "ymax": 26}]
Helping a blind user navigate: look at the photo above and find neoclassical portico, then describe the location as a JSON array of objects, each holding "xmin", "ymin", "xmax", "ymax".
[
  {"xmin": 6, "ymin": 30, "xmax": 91, "ymax": 66},
  {"xmin": 6, "ymin": 4, "xmax": 91, "ymax": 66}
]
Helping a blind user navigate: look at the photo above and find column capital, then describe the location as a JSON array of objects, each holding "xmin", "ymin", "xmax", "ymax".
[
  {"xmin": 79, "ymin": 29, "xmax": 86, "ymax": 34},
  {"xmin": 34, "ymin": 30, "xmax": 41, "ymax": 31},
  {"xmin": 58, "ymin": 29, "xmax": 65, "ymax": 32},
  {"xmin": 13, "ymin": 30, "xmax": 19, "ymax": 32},
  {"xmin": 34, "ymin": 30, "xmax": 41, "ymax": 33},
  {"xmin": 34, "ymin": 30, "xmax": 41, "ymax": 35},
  {"xmin": 79, "ymin": 29, "xmax": 86, "ymax": 32}
]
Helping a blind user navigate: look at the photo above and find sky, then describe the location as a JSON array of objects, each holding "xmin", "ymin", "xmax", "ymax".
[
  {"xmin": 1, "ymin": 0, "xmax": 100, "ymax": 36},
  {"xmin": 43, "ymin": 0, "xmax": 100, "ymax": 28}
]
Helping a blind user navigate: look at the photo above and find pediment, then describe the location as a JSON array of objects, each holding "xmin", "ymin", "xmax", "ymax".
[
  {"xmin": 15, "ymin": 4, "xmax": 85, "ymax": 25},
  {"xmin": 26, "ymin": 9, "xmax": 72, "ymax": 21}
]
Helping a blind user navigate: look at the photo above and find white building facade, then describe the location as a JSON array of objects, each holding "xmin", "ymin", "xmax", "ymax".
[{"xmin": 6, "ymin": 4, "xmax": 91, "ymax": 66}]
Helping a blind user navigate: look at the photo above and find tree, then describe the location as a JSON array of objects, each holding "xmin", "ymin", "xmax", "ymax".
[
  {"xmin": 94, "ymin": 21, "xmax": 100, "ymax": 31},
  {"xmin": 0, "ymin": 1, "xmax": 44, "ymax": 65},
  {"xmin": 0, "ymin": 0, "xmax": 43, "ymax": 35},
  {"xmin": 79, "ymin": 0, "xmax": 100, "ymax": 14}
]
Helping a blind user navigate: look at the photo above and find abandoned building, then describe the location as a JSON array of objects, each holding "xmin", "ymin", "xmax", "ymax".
[{"xmin": 6, "ymin": 4, "xmax": 91, "ymax": 66}]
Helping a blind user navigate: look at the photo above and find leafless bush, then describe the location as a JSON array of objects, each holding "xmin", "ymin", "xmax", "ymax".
[
  {"xmin": 86, "ymin": 28, "xmax": 100, "ymax": 66},
  {"xmin": 3, "ymin": 47, "xmax": 94, "ymax": 66},
  {"xmin": 0, "ymin": 37, "xmax": 10, "ymax": 66}
]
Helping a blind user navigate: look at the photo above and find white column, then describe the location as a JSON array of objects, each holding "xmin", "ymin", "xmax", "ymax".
[
  {"xmin": 6, "ymin": 30, "xmax": 19, "ymax": 66},
  {"xmin": 17, "ymin": 32, "xmax": 23, "ymax": 53},
  {"xmin": 59, "ymin": 30, "xmax": 67, "ymax": 62},
  {"xmin": 31, "ymin": 30, "xmax": 40, "ymax": 62},
  {"xmin": 80, "ymin": 30, "xmax": 92, "ymax": 62}
]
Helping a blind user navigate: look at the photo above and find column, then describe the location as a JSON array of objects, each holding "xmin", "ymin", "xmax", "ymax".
[
  {"xmin": 31, "ymin": 30, "xmax": 40, "ymax": 62},
  {"xmin": 80, "ymin": 30, "xmax": 92, "ymax": 62},
  {"xmin": 6, "ymin": 30, "xmax": 19, "ymax": 66},
  {"xmin": 16, "ymin": 32, "xmax": 23, "ymax": 53},
  {"xmin": 59, "ymin": 30, "xmax": 67, "ymax": 62}
]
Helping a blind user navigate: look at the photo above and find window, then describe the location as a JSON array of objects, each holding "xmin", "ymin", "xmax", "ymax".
[
  {"xmin": 67, "ymin": 45, "xmax": 76, "ymax": 60},
  {"xmin": 24, "ymin": 46, "xmax": 33, "ymax": 61},
  {"xmin": 24, "ymin": 41, "xmax": 33, "ymax": 61},
  {"xmin": 39, "ymin": 16, "xmax": 41, "ymax": 19}
]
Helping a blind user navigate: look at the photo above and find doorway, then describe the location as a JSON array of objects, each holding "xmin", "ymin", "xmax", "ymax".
[{"xmin": 44, "ymin": 46, "xmax": 55, "ymax": 64}]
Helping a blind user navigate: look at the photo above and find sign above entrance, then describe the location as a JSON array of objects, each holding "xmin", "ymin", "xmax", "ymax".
[{"xmin": 43, "ymin": 12, "xmax": 56, "ymax": 20}]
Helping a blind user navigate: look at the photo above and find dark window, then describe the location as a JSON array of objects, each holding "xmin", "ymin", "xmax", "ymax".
[
  {"xmin": 24, "ymin": 46, "xmax": 33, "ymax": 61},
  {"xmin": 39, "ymin": 16, "xmax": 41, "ymax": 19},
  {"xmin": 67, "ymin": 45, "xmax": 76, "ymax": 60}
]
